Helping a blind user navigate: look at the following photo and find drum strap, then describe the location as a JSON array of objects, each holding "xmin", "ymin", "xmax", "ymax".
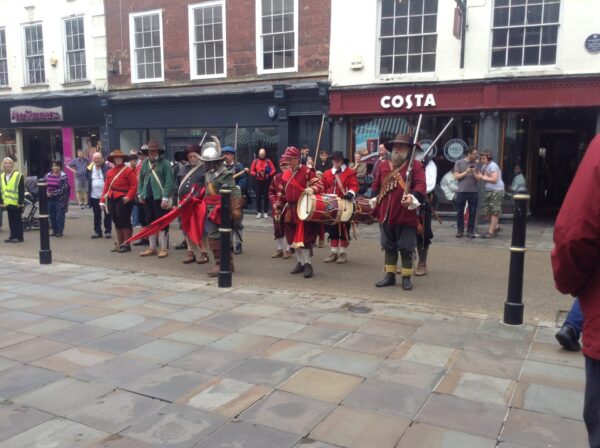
[{"xmin": 334, "ymin": 173, "xmax": 347, "ymax": 196}]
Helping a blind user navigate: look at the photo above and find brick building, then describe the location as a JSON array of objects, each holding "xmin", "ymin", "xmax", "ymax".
[{"xmin": 103, "ymin": 0, "xmax": 332, "ymax": 166}]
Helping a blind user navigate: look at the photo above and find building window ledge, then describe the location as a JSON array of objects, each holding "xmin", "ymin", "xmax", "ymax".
[
  {"xmin": 21, "ymin": 83, "xmax": 49, "ymax": 90},
  {"xmin": 0, "ymin": 86, "xmax": 11, "ymax": 91},
  {"xmin": 62, "ymin": 79, "xmax": 91, "ymax": 87}
]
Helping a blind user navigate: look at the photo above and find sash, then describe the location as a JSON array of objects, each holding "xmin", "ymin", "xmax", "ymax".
[
  {"xmin": 103, "ymin": 166, "xmax": 128, "ymax": 201},
  {"xmin": 178, "ymin": 164, "xmax": 202, "ymax": 196}
]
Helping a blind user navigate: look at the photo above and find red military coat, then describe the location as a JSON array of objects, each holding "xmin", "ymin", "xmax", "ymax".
[
  {"xmin": 269, "ymin": 172, "xmax": 283, "ymax": 206},
  {"xmin": 274, "ymin": 164, "xmax": 323, "ymax": 222},
  {"xmin": 372, "ymin": 159, "xmax": 426, "ymax": 227},
  {"xmin": 321, "ymin": 165, "xmax": 359, "ymax": 197},
  {"xmin": 552, "ymin": 134, "xmax": 600, "ymax": 360}
]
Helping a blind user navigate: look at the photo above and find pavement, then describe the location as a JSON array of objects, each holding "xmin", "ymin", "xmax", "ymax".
[
  {"xmin": 0, "ymin": 207, "xmax": 570, "ymax": 323},
  {"xmin": 0, "ymin": 255, "xmax": 588, "ymax": 447}
]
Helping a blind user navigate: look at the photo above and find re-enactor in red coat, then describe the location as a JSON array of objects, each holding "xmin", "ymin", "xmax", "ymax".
[
  {"xmin": 321, "ymin": 151, "xmax": 359, "ymax": 264},
  {"xmin": 273, "ymin": 146, "xmax": 324, "ymax": 278},
  {"xmin": 551, "ymin": 134, "xmax": 600, "ymax": 447},
  {"xmin": 100, "ymin": 150, "xmax": 138, "ymax": 252},
  {"xmin": 371, "ymin": 133, "xmax": 426, "ymax": 291},
  {"xmin": 269, "ymin": 157, "xmax": 292, "ymax": 259}
]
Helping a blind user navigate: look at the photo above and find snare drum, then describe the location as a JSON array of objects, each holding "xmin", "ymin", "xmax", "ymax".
[
  {"xmin": 297, "ymin": 193, "xmax": 354, "ymax": 224},
  {"xmin": 352, "ymin": 197, "xmax": 377, "ymax": 225}
]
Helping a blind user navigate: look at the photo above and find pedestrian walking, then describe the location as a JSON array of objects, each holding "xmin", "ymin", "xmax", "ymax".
[
  {"xmin": 100, "ymin": 150, "xmax": 138, "ymax": 253},
  {"xmin": 87, "ymin": 152, "xmax": 112, "ymax": 239},
  {"xmin": 67, "ymin": 149, "xmax": 90, "ymax": 208},
  {"xmin": 44, "ymin": 160, "xmax": 69, "ymax": 237},
  {"xmin": 453, "ymin": 147, "xmax": 482, "ymax": 238},
  {"xmin": 0, "ymin": 157, "xmax": 24, "ymax": 243},
  {"xmin": 556, "ymin": 298, "xmax": 583, "ymax": 351},
  {"xmin": 551, "ymin": 134, "xmax": 600, "ymax": 448},
  {"xmin": 250, "ymin": 148, "xmax": 276, "ymax": 219}
]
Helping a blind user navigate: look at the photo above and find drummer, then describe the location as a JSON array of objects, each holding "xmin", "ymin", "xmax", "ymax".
[{"xmin": 321, "ymin": 151, "xmax": 359, "ymax": 264}]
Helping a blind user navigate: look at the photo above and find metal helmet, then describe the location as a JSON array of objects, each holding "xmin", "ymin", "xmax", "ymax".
[{"xmin": 200, "ymin": 136, "xmax": 224, "ymax": 162}]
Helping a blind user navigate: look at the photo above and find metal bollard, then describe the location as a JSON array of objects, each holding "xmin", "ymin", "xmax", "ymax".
[
  {"xmin": 37, "ymin": 180, "xmax": 52, "ymax": 265},
  {"xmin": 218, "ymin": 186, "xmax": 232, "ymax": 288},
  {"xmin": 503, "ymin": 192, "xmax": 530, "ymax": 325}
]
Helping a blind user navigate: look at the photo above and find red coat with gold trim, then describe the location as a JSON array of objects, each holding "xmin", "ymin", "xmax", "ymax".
[
  {"xmin": 321, "ymin": 165, "xmax": 359, "ymax": 197},
  {"xmin": 273, "ymin": 165, "xmax": 323, "ymax": 222}
]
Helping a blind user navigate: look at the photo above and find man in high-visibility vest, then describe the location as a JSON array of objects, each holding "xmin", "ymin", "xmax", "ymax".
[{"xmin": 0, "ymin": 157, "xmax": 25, "ymax": 243}]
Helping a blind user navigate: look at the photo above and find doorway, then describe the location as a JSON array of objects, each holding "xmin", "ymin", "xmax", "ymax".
[{"xmin": 22, "ymin": 129, "xmax": 63, "ymax": 178}]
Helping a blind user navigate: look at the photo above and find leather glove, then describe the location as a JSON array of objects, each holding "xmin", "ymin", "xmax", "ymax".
[{"xmin": 343, "ymin": 192, "xmax": 354, "ymax": 201}]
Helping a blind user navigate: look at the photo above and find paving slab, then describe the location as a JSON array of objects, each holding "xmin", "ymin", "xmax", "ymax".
[
  {"xmin": 0, "ymin": 365, "xmax": 63, "ymax": 399},
  {"xmin": 288, "ymin": 325, "xmax": 351, "ymax": 346},
  {"xmin": 520, "ymin": 359, "xmax": 585, "ymax": 390},
  {"xmin": 65, "ymin": 389, "xmax": 168, "ymax": 434},
  {"xmin": 335, "ymin": 332, "xmax": 399, "ymax": 356},
  {"xmin": 164, "ymin": 324, "xmax": 230, "ymax": 346},
  {"xmin": 83, "ymin": 331, "xmax": 155, "ymax": 354},
  {"xmin": 90, "ymin": 435, "xmax": 155, "ymax": 448},
  {"xmin": 528, "ymin": 342, "xmax": 585, "ymax": 368},
  {"xmin": 195, "ymin": 420, "xmax": 301, "ymax": 448},
  {"xmin": 279, "ymin": 367, "xmax": 363, "ymax": 404},
  {"xmin": 309, "ymin": 348, "xmax": 383, "ymax": 377},
  {"xmin": 399, "ymin": 342, "xmax": 457, "ymax": 367},
  {"xmin": 76, "ymin": 355, "xmax": 160, "ymax": 387},
  {"xmin": 123, "ymin": 403, "xmax": 227, "ymax": 448},
  {"xmin": 0, "ymin": 417, "xmax": 108, "ymax": 448},
  {"xmin": 126, "ymin": 339, "xmax": 198, "ymax": 363},
  {"xmin": 32, "ymin": 346, "xmax": 115, "ymax": 374},
  {"xmin": 512, "ymin": 382, "xmax": 584, "ymax": 421},
  {"xmin": 417, "ymin": 394, "xmax": 507, "ymax": 440},
  {"xmin": 464, "ymin": 334, "xmax": 531, "ymax": 360},
  {"xmin": 170, "ymin": 347, "xmax": 246, "ymax": 375},
  {"xmin": 240, "ymin": 318, "xmax": 306, "ymax": 338},
  {"xmin": 16, "ymin": 377, "xmax": 114, "ymax": 416},
  {"xmin": 500, "ymin": 408, "xmax": 588, "ymax": 448},
  {"xmin": 310, "ymin": 405, "xmax": 409, "ymax": 448},
  {"xmin": 342, "ymin": 379, "xmax": 429, "ymax": 418},
  {"xmin": 293, "ymin": 440, "xmax": 342, "ymax": 448},
  {"xmin": 209, "ymin": 332, "xmax": 278, "ymax": 355},
  {"xmin": 314, "ymin": 312, "xmax": 370, "ymax": 331},
  {"xmin": 0, "ymin": 331, "xmax": 36, "ymax": 350},
  {"xmin": 373, "ymin": 359, "xmax": 446, "ymax": 390},
  {"xmin": 88, "ymin": 312, "xmax": 148, "ymax": 331},
  {"xmin": 47, "ymin": 324, "xmax": 116, "ymax": 345},
  {"xmin": 231, "ymin": 303, "xmax": 282, "ymax": 317},
  {"xmin": 0, "ymin": 356, "xmax": 19, "ymax": 372},
  {"xmin": 202, "ymin": 312, "xmax": 261, "ymax": 331},
  {"xmin": 0, "ymin": 337, "xmax": 72, "ymax": 363},
  {"xmin": 240, "ymin": 390, "xmax": 336, "ymax": 436},
  {"xmin": 443, "ymin": 372, "xmax": 514, "ymax": 406},
  {"xmin": 225, "ymin": 358, "xmax": 302, "ymax": 387},
  {"xmin": 166, "ymin": 307, "xmax": 215, "ymax": 323},
  {"xmin": 396, "ymin": 422, "xmax": 497, "ymax": 448},
  {"xmin": 124, "ymin": 366, "xmax": 214, "ymax": 402},
  {"xmin": 0, "ymin": 403, "xmax": 53, "ymax": 443},
  {"xmin": 453, "ymin": 349, "xmax": 525, "ymax": 379}
]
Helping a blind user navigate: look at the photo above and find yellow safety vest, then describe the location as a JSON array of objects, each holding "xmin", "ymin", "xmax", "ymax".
[{"xmin": 1, "ymin": 170, "xmax": 22, "ymax": 206}]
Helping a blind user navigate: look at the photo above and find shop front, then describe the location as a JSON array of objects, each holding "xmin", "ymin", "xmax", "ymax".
[
  {"xmin": 0, "ymin": 94, "xmax": 106, "ymax": 199},
  {"xmin": 329, "ymin": 76, "xmax": 600, "ymax": 215}
]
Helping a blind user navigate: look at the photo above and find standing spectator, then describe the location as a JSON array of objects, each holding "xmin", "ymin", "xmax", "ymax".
[
  {"xmin": 223, "ymin": 146, "xmax": 248, "ymax": 254},
  {"xmin": 0, "ymin": 157, "xmax": 24, "ymax": 243},
  {"xmin": 479, "ymin": 151, "xmax": 505, "ymax": 238},
  {"xmin": 300, "ymin": 144, "xmax": 310, "ymax": 165},
  {"xmin": 88, "ymin": 152, "xmax": 112, "ymax": 239},
  {"xmin": 100, "ymin": 150, "xmax": 138, "ymax": 253},
  {"xmin": 372, "ymin": 144, "xmax": 390, "ymax": 180},
  {"xmin": 137, "ymin": 141, "xmax": 174, "ymax": 258},
  {"xmin": 67, "ymin": 149, "xmax": 90, "ymax": 209},
  {"xmin": 351, "ymin": 151, "xmax": 368, "ymax": 194},
  {"xmin": 453, "ymin": 147, "xmax": 481, "ymax": 238},
  {"xmin": 551, "ymin": 134, "xmax": 600, "ymax": 447},
  {"xmin": 44, "ymin": 160, "xmax": 69, "ymax": 237},
  {"xmin": 315, "ymin": 150, "xmax": 333, "ymax": 174},
  {"xmin": 508, "ymin": 164, "xmax": 527, "ymax": 196},
  {"xmin": 250, "ymin": 148, "xmax": 276, "ymax": 219},
  {"xmin": 128, "ymin": 150, "xmax": 141, "ymax": 227},
  {"xmin": 440, "ymin": 170, "xmax": 458, "ymax": 202}
]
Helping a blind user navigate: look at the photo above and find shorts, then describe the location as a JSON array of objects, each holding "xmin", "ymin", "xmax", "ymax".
[
  {"xmin": 481, "ymin": 191, "xmax": 504, "ymax": 216},
  {"xmin": 75, "ymin": 177, "xmax": 88, "ymax": 193}
]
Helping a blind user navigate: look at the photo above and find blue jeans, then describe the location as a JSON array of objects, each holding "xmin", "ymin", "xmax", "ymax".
[
  {"xmin": 565, "ymin": 297, "xmax": 583, "ymax": 336},
  {"xmin": 131, "ymin": 203, "xmax": 140, "ymax": 227},
  {"xmin": 48, "ymin": 197, "xmax": 65, "ymax": 233},
  {"xmin": 455, "ymin": 191, "xmax": 478, "ymax": 233}
]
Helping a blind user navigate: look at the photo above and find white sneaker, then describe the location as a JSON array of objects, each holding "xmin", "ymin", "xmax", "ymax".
[
  {"xmin": 261, "ymin": 213, "xmax": 267, "ymax": 218},
  {"xmin": 256, "ymin": 213, "xmax": 262, "ymax": 219}
]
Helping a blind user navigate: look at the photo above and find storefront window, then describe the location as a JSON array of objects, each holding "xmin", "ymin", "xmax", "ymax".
[
  {"xmin": 502, "ymin": 113, "xmax": 530, "ymax": 188},
  {"xmin": 74, "ymin": 127, "xmax": 100, "ymax": 161},
  {"xmin": 223, "ymin": 126, "xmax": 279, "ymax": 169},
  {"xmin": 0, "ymin": 129, "xmax": 17, "ymax": 161},
  {"xmin": 120, "ymin": 129, "xmax": 141, "ymax": 154}
]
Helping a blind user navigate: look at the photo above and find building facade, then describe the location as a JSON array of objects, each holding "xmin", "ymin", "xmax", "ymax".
[
  {"xmin": 329, "ymin": 0, "xmax": 600, "ymax": 215},
  {"xmin": 0, "ymin": 0, "xmax": 108, "ymax": 179},
  {"xmin": 104, "ymin": 0, "xmax": 331, "ymax": 170}
]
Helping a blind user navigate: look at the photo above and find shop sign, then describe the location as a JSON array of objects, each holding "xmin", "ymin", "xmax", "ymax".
[
  {"xmin": 416, "ymin": 139, "xmax": 437, "ymax": 161},
  {"xmin": 267, "ymin": 105, "xmax": 278, "ymax": 120},
  {"xmin": 585, "ymin": 34, "xmax": 600, "ymax": 53},
  {"xmin": 10, "ymin": 105, "xmax": 63, "ymax": 123},
  {"xmin": 380, "ymin": 93, "xmax": 436, "ymax": 110},
  {"xmin": 444, "ymin": 139, "xmax": 467, "ymax": 162}
]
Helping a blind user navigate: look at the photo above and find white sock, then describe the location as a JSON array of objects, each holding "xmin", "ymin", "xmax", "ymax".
[
  {"xmin": 331, "ymin": 246, "xmax": 339, "ymax": 254},
  {"xmin": 159, "ymin": 232, "xmax": 169, "ymax": 250},
  {"xmin": 295, "ymin": 251, "xmax": 304, "ymax": 265},
  {"xmin": 276, "ymin": 238, "xmax": 284, "ymax": 251},
  {"xmin": 339, "ymin": 246, "xmax": 346, "ymax": 254},
  {"xmin": 149, "ymin": 234, "xmax": 158, "ymax": 249},
  {"xmin": 302, "ymin": 248, "xmax": 312, "ymax": 265}
]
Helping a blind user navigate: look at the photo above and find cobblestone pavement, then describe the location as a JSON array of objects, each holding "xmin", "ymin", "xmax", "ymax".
[{"xmin": 0, "ymin": 256, "xmax": 586, "ymax": 448}]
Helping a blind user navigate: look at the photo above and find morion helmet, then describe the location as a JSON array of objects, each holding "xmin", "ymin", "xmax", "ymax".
[{"xmin": 200, "ymin": 136, "xmax": 224, "ymax": 162}]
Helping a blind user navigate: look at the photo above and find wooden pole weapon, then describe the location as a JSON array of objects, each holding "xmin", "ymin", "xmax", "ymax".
[{"xmin": 314, "ymin": 113, "xmax": 327, "ymax": 163}]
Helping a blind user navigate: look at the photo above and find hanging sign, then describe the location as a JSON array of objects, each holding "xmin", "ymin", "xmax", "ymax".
[{"xmin": 444, "ymin": 139, "xmax": 468, "ymax": 162}]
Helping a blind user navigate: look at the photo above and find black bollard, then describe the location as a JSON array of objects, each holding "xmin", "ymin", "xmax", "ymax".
[
  {"xmin": 218, "ymin": 186, "xmax": 232, "ymax": 288},
  {"xmin": 503, "ymin": 192, "xmax": 530, "ymax": 325},
  {"xmin": 37, "ymin": 179, "xmax": 52, "ymax": 264}
]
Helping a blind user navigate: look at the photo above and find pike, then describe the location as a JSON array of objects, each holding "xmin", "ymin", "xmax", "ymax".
[
  {"xmin": 314, "ymin": 113, "xmax": 327, "ymax": 162},
  {"xmin": 403, "ymin": 114, "xmax": 423, "ymax": 196},
  {"xmin": 420, "ymin": 117, "xmax": 454, "ymax": 161}
]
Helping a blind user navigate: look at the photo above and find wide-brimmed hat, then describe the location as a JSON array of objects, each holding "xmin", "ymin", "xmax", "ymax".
[
  {"xmin": 385, "ymin": 133, "xmax": 420, "ymax": 151},
  {"xmin": 141, "ymin": 140, "xmax": 166, "ymax": 155},
  {"xmin": 331, "ymin": 150, "xmax": 349, "ymax": 165},
  {"xmin": 175, "ymin": 144, "xmax": 202, "ymax": 162},
  {"xmin": 107, "ymin": 149, "xmax": 130, "ymax": 163},
  {"xmin": 283, "ymin": 146, "xmax": 300, "ymax": 159},
  {"xmin": 128, "ymin": 150, "xmax": 139, "ymax": 160}
]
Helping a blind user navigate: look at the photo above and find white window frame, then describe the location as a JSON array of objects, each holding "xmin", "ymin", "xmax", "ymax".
[
  {"xmin": 0, "ymin": 27, "xmax": 8, "ymax": 87},
  {"xmin": 129, "ymin": 9, "xmax": 165, "ymax": 83},
  {"xmin": 255, "ymin": 0, "xmax": 299, "ymax": 75},
  {"xmin": 62, "ymin": 15, "xmax": 88, "ymax": 82},
  {"xmin": 22, "ymin": 22, "xmax": 46, "ymax": 85},
  {"xmin": 188, "ymin": 1, "xmax": 227, "ymax": 80},
  {"xmin": 489, "ymin": 0, "xmax": 561, "ymax": 69}
]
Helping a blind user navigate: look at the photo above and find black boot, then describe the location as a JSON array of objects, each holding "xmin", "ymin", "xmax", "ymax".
[
  {"xmin": 376, "ymin": 273, "xmax": 396, "ymax": 287},
  {"xmin": 290, "ymin": 262, "xmax": 304, "ymax": 274},
  {"xmin": 555, "ymin": 323, "xmax": 581, "ymax": 351},
  {"xmin": 303, "ymin": 263, "xmax": 313, "ymax": 278},
  {"xmin": 401, "ymin": 276, "xmax": 413, "ymax": 291}
]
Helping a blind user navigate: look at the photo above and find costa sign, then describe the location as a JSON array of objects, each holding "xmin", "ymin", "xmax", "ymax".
[
  {"xmin": 380, "ymin": 93, "xmax": 436, "ymax": 110},
  {"xmin": 10, "ymin": 105, "xmax": 63, "ymax": 123}
]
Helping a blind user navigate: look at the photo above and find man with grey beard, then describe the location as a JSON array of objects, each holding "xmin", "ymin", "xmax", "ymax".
[{"xmin": 370, "ymin": 133, "xmax": 426, "ymax": 290}]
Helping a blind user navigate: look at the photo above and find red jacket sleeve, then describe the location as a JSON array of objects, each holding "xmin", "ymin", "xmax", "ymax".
[
  {"xmin": 268, "ymin": 175, "xmax": 278, "ymax": 204},
  {"xmin": 250, "ymin": 160, "xmax": 258, "ymax": 177},
  {"xmin": 125, "ymin": 167, "xmax": 138, "ymax": 201},
  {"xmin": 551, "ymin": 135, "xmax": 600, "ymax": 296},
  {"xmin": 346, "ymin": 169, "xmax": 359, "ymax": 195},
  {"xmin": 267, "ymin": 159, "xmax": 276, "ymax": 178}
]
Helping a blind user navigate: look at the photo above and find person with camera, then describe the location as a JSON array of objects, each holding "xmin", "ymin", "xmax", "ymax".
[
  {"xmin": 250, "ymin": 148, "xmax": 276, "ymax": 219},
  {"xmin": 453, "ymin": 147, "xmax": 482, "ymax": 238},
  {"xmin": 0, "ymin": 157, "xmax": 24, "ymax": 243}
]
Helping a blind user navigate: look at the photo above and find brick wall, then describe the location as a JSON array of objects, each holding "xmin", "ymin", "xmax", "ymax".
[{"xmin": 105, "ymin": 0, "xmax": 331, "ymax": 89}]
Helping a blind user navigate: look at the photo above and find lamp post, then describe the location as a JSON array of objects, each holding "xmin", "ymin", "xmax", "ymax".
[{"xmin": 218, "ymin": 186, "xmax": 232, "ymax": 288}]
